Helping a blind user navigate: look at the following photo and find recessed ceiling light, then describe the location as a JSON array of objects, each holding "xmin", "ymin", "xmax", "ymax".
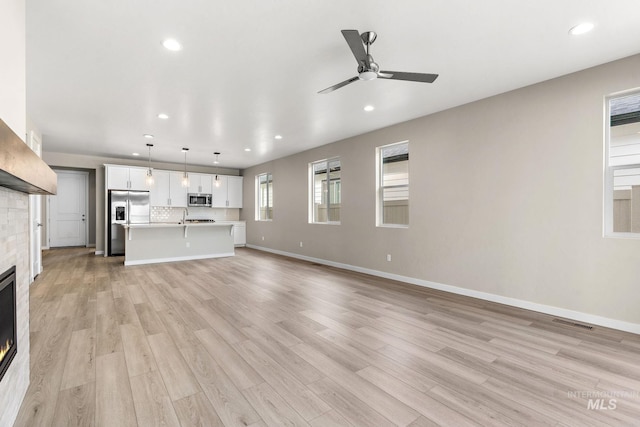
[
  {"xmin": 244, "ymin": 148, "xmax": 251, "ymax": 152},
  {"xmin": 143, "ymin": 134, "xmax": 154, "ymax": 139},
  {"xmin": 162, "ymin": 38, "xmax": 182, "ymax": 51},
  {"xmin": 364, "ymin": 105, "xmax": 375, "ymax": 112},
  {"xmin": 132, "ymin": 152, "xmax": 140, "ymax": 156},
  {"xmin": 569, "ymin": 22, "xmax": 594, "ymax": 36},
  {"xmin": 274, "ymin": 135, "xmax": 283, "ymax": 140},
  {"xmin": 157, "ymin": 113, "xmax": 169, "ymax": 119}
]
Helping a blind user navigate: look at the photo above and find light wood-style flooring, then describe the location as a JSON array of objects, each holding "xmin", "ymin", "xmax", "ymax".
[{"xmin": 13, "ymin": 247, "xmax": 640, "ymax": 426}]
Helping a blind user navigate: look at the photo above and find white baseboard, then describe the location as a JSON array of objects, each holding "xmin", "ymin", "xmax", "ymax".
[
  {"xmin": 42, "ymin": 246, "xmax": 50, "ymax": 250},
  {"xmin": 247, "ymin": 244, "xmax": 640, "ymax": 335},
  {"xmin": 94, "ymin": 250, "xmax": 104, "ymax": 256}
]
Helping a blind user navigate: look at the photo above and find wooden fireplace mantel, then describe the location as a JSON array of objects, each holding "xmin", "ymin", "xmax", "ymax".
[{"xmin": 0, "ymin": 119, "xmax": 56, "ymax": 195}]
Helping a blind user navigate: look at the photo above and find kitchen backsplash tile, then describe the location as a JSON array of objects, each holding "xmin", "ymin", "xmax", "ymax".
[{"xmin": 150, "ymin": 206, "xmax": 239, "ymax": 222}]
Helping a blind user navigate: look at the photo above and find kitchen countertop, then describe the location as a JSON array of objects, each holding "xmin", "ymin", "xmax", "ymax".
[{"xmin": 122, "ymin": 222, "xmax": 234, "ymax": 228}]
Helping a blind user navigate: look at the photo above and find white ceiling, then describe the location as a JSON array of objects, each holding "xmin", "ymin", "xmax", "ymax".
[{"xmin": 26, "ymin": 0, "xmax": 640, "ymax": 170}]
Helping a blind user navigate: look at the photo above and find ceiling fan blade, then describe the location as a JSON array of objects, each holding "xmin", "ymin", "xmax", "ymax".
[
  {"xmin": 379, "ymin": 71, "xmax": 439, "ymax": 83},
  {"xmin": 318, "ymin": 76, "xmax": 360, "ymax": 94},
  {"xmin": 341, "ymin": 30, "xmax": 368, "ymax": 66}
]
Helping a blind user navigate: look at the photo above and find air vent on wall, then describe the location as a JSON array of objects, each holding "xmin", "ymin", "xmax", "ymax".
[{"xmin": 552, "ymin": 318, "xmax": 594, "ymax": 330}]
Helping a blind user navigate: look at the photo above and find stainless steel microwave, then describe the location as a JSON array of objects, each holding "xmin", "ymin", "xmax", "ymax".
[{"xmin": 188, "ymin": 193, "xmax": 212, "ymax": 207}]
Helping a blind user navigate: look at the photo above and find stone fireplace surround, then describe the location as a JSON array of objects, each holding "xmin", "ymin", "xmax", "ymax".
[{"xmin": 0, "ymin": 187, "xmax": 30, "ymax": 426}]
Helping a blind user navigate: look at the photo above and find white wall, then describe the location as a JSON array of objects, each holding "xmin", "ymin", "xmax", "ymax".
[
  {"xmin": 242, "ymin": 53, "xmax": 640, "ymax": 332},
  {"xmin": 0, "ymin": 0, "xmax": 31, "ymax": 425},
  {"xmin": 0, "ymin": 0, "xmax": 26, "ymax": 140}
]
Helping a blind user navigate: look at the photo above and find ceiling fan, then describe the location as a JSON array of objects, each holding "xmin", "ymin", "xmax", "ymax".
[{"xmin": 318, "ymin": 30, "xmax": 439, "ymax": 94}]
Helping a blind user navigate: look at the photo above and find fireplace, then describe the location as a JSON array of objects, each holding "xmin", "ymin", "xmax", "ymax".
[{"xmin": 0, "ymin": 266, "xmax": 16, "ymax": 383}]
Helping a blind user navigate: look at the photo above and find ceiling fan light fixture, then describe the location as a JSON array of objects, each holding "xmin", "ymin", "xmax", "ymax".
[{"xmin": 358, "ymin": 70, "xmax": 378, "ymax": 81}]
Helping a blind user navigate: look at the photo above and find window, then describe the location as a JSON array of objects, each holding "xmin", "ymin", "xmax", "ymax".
[
  {"xmin": 377, "ymin": 141, "xmax": 409, "ymax": 226},
  {"xmin": 310, "ymin": 158, "xmax": 341, "ymax": 223},
  {"xmin": 605, "ymin": 91, "xmax": 640, "ymax": 236},
  {"xmin": 256, "ymin": 173, "xmax": 273, "ymax": 221}
]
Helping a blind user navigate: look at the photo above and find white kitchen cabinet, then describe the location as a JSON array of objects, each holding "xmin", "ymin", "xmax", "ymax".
[
  {"xmin": 227, "ymin": 176, "xmax": 243, "ymax": 208},
  {"xmin": 188, "ymin": 173, "xmax": 212, "ymax": 194},
  {"xmin": 106, "ymin": 165, "xmax": 149, "ymax": 191},
  {"xmin": 149, "ymin": 170, "xmax": 170, "ymax": 206},
  {"xmin": 212, "ymin": 175, "xmax": 243, "ymax": 208},
  {"xmin": 169, "ymin": 171, "xmax": 188, "ymax": 207},
  {"xmin": 149, "ymin": 170, "xmax": 187, "ymax": 207},
  {"xmin": 211, "ymin": 175, "xmax": 228, "ymax": 208},
  {"xmin": 128, "ymin": 168, "xmax": 149, "ymax": 190},
  {"xmin": 232, "ymin": 221, "xmax": 246, "ymax": 246}
]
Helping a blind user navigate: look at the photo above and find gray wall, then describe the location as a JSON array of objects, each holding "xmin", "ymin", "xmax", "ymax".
[{"xmin": 242, "ymin": 53, "xmax": 640, "ymax": 328}]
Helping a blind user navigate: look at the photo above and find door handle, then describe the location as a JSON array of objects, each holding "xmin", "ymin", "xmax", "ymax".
[{"xmin": 36, "ymin": 222, "xmax": 42, "ymax": 227}]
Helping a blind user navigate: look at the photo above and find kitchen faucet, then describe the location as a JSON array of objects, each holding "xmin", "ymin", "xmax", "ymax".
[{"xmin": 182, "ymin": 207, "xmax": 189, "ymax": 223}]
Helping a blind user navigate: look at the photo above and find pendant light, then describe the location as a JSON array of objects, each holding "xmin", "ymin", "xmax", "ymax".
[
  {"xmin": 181, "ymin": 148, "xmax": 190, "ymax": 187},
  {"xmin": 213, "ymin": 152, "xmax": 221, "ymax": 187},
  {"xmin": 145, "ymin": 143, "xmax": 154, "ymax": 186}
]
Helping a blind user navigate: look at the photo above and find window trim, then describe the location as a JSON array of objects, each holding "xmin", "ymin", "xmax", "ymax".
[
  {"xmin": 255, "ymin": 172, "xmax": 273, "ymax": 221},
  {"xmin": 604, "ymin": 90, "xmax": 640, "ymax": 238},
  {"xmin": 376, "ymin": 140, "xmax": 409, "ymax": 228},
  {"xmin": 309, "ymin": 157, "xmax": 341, "ymax": 225}
]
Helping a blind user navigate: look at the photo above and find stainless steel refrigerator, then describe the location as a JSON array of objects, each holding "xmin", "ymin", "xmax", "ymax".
[{"xmin": 108, "ymin": 190, "xmax": 150, "ymax": 256}]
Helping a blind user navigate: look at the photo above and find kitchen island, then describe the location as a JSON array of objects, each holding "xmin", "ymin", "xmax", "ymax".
[{"xmin": 121, "ymin": 222, "xmax": 235, "ymax": 266}]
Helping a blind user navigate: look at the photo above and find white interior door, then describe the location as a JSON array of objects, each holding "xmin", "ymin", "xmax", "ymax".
[
  {"xmin": 49, "ymin": 170, "xmax": 88, "ymax": 247},
  {"xmin": 29, "ymin": 131, "xmax": 43, "ymax": 281}
]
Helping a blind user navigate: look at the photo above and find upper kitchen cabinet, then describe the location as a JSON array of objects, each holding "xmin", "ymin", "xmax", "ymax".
[
  {"xmin": 188, "ymin": 173, "xmax": 212, "ymax": 194},
  {"xmin": 211, "ymin": 175, "xmax": 227, "ymax": 207},
  {"xmin": 149, "ymin": 170, "xmax": 170, "ymax": 206},
  {"xmin": 150, "ymin": 170, "xmax": 187, "ymax": 207},
  {"xmin": 212, "ymin": 175, "xmax": 243, "ymax": 208},
  {"xmin": 170, "ymin": 171, "xmax": 188, "ymax": 207},
  {"xmin": 227, "ymin": 176, "xmax": 243, "ymax": 208},
  {"xmin": 106, "ymin": 165, "xmax": 149, "ymax": 191}
]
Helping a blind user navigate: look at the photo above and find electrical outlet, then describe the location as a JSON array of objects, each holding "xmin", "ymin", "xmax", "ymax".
[
  {"xmin": 386, "ymin": 254, "xmax": 391, "ymax": 262},
  {"xmin": 300, "ymin": 241, "xmax": 303, "ymax": 248},
  {"xmin": 186, "ymin": 242, "xmax": 190, "ymax": 248},
  {"xmin": 262, "ymin": 236, "xmax": 265, "ymax": 241}
]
